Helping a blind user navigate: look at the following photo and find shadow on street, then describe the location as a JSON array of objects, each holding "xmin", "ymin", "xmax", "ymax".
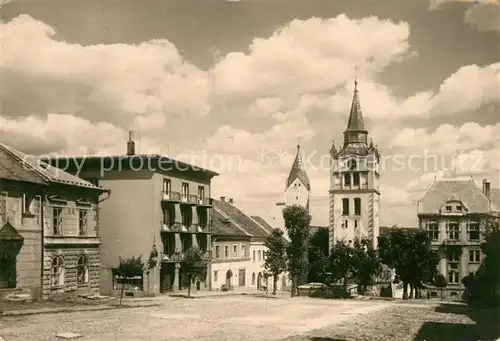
[{"xmin": 413, "ymin": 303, "xmax": 500, "ymax": 341}]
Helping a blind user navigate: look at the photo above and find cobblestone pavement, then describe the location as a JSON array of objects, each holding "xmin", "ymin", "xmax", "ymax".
[{"xmin": 0, "ymin": 296, "xmax": 394, "ymax": 341}]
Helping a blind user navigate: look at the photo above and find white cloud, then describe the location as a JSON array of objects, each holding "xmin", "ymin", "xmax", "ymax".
[
  {"xmin": 0, "ymin": 15, "xmax": 211, "ymax": 128},
  {"xmin": 429, "ymin": 1, "xmax": 500, "ymax": 32},
  {"xmin": 214, "ymin": 15, "xmax": 412, "ymax": 100}
]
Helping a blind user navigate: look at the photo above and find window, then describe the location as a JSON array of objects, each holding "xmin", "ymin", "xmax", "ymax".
[
  {"xmin": 198, "ymin": 186, "xmax": 205, "ymax": 200},
  {"xmin": 448, "ymin": 263, "xmax": 460, "ymax": 284},
  {"xmin": 253, "ymin": 250, "xmax": 256, "ymax": 262},
  {"xmin": 22, "ymin": 194, "xmax": 31, "ymax": 215},
  {"xmin": 181, "ymin": 234, "xmax": 190, "ymax": 252},
  {"xmin": 354, "ymin": 220, "xmax": 358, "ymax": 228},
  {"xmin": 52, "ymin": 207, "xmax": 63, "ymax": 235},
  {"xmin": 197, "ymin": 235, "xmax": 207, "ymax": 252},
  {"xmin": 468, "ymin": 221, "xmax": 480, "ymax": 240},
  {"xmin": 427, "ymin": 221, "xmax": 439, "ymax": 241},
  {"xmin": 447, "ymin": 221, "xmax": 459, "ymax": 240},
  {"xmin": 344, "ymin": 220, "xmax": 348, "ymax": 228},
  {"xmin": 181, "ymin": 207, "xmax": 191, "ymax": 227},
  {"xmin": 50, "ymin": 256, "xmax": 65, "ymax": 287},
  {"xmin": 241, "ymin": 245, "xmax": 247, "ymax": 258},
  {"xmin": 448, "ymin": 252, "xmax": 460, "ymax": 263},
  {"xmin": 181, "ymin": 183, "xmax": 189, "ymax": 198},
  {"xmin": 344, "ymin": 173, "xmax": 351, "ymax": 186},
  {"xmin": 342, "ymin": 198, "xmax": 349, "ymax": 216},
  {"xmin": 252, "ymin": 273, "xmax": 256, "ymax": 285},
  {"xmin": 233, "ymin": 245, "xmax": 238, "ymax": 257},
  {"xmin": 163, "ymin": 206, "xmax": 175, "ymax": 227},
  {"xmin": 213, "ymin": 271, "xmax": 218, "ymax": 282},
  {"xmin": 445, "ymin": 205, "xmax": 452, "ymax": 212},
  {"xmin": 77, "ymin": 255, "xmax": 89, "ymax": 285},
  {"xmin": 215, "ymin": 246, "xmax": 221, "ymax": 258},
  {"xmin": 354, "ymin": 198, "xmax": 361, "ymax": 215},
  {"xmin": 353, "ymin": 173, "xmax": 360, "ymax": 186},
  {"xmin": 163, "ymin": 179, "xmax": 171, "ymax": 195},
  {"xmin": 347, "ymin": 159, "xmax": 357, "ymax": 170},
  {"xmin": 469, "ymin": 250, "xmax": 481, "ymax": 263},
  {"xmin": 224, "ymin": 245, "xmax": 229, "ymax": 258},
  {"xmin": 456, "ymin": 206, "xmax": 462, "ymax": 212},
  {"xmin": 78, "ymin": 210, "xmax": 88, "ymax": 236},
  {"xmin": 258, "ymin": 250, "xmax": 262, "ymax": 261}
]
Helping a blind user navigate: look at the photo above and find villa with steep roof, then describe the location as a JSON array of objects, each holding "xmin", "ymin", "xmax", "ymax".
[
  {"xmin": 0, "ymin": 142, "xmax": 107, "ymax": 300},
  {"xmin": 329, "ymin": 80, "xmax": 381, "ymax": 250},
  {"xmin": 418, "ymin": 178, "xmax": 499, "ymax": 298}
]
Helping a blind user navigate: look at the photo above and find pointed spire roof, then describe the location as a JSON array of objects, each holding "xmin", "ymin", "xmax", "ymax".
[
  {"xmin": 286, "ymin": 144, "xmax": 311, "ymax": 191},
  {"xmin": 329, "ymin": 139, "xmax": 337, "ymax": 156},
  {"xmin": 345, "ymin": 79, "xmax": 366, "ymax": 132}
]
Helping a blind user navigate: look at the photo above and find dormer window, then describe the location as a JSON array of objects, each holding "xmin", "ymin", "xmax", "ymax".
[
  {"xmin": 456, "ymin": 206, "xmax": 462, "ymax": 212},
  {"xmin": 445, "ymin": 205, "xmax": 452, "ymax": 212}
]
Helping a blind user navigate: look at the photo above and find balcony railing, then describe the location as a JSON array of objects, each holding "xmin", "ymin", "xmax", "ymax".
[
  {"xmin": 188, "ymin": 194, "xmax": 198, "ymax": 204},
  {"xmin": 198, "ymin": 197, "xmax": 212, "ymax": 206},
  {"xmin": 161, "ymin": 191, "xmax": 181, "ymax": 202}
]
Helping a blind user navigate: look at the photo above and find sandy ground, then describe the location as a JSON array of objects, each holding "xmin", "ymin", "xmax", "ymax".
[{"xmin": 0, "ymin": 296, "xmax": 393, "ymax": 341}]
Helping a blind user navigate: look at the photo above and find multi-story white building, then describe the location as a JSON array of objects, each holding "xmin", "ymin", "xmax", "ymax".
[{"xmin": 329, "ymin": 80, "xmax": 381, "ymax": 250}]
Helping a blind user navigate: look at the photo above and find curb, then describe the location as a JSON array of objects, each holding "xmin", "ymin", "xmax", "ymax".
[{"xmin": 0, "ymin": 302, "xmax": 162, "ymax": 317}]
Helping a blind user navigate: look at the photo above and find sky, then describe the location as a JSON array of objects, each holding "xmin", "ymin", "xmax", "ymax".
[{"xmin": 1, "ymin": 0, "xmax": 499, "ymax": 227}]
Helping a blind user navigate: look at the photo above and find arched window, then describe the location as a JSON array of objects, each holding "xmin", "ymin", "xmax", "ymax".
[
  {"xmin": 51, "ymin": 256, "xmax": 65, "ymax": 287},
  {"xmin": 77, "ymin": 255, "xmax": 90, "ymax": 285},
  {"xmin": 354, "ymin": 198, "xmax": 361, "ymax": 215},
  {"xmin": 251, "ymin": 273, "xmax": 256, "ymax": 285},
  {"xmin": 342, "ymin": 198, "xmax": 349, "ymax": 215}
]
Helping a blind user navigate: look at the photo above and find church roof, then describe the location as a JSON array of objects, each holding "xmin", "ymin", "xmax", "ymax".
[
  {"xmin": 286, "ymin": 145, "xmax": 311, "ymax": 191},
  {"xmin": 345, "ymin": 80, "xmax": 366, "ymax": 132},
  {"xmin": 418, "ymin": 179, "xmax": 496, "ymax": 215},
  {"xmin": 0, "ymin": 220, "xmax": 24, "ymax": 241}
]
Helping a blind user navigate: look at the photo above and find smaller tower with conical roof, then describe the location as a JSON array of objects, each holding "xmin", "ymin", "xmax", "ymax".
[{"xmin": 285, "ymin": 144, "xmax": 311, "ymax": 211}]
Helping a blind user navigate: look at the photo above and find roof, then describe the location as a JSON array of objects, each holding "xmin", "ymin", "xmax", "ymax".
[
  {"xmin": 345, "ymin": 80, "xmax": 366, "ymax": 132},
  {"xmin": 0, "ymin": 143, "xmax": 102, "ymax": 190},
  {"xmin": 212, "ymin": 207, "xmax": 251, "ymax": 238},
  {"xmin": 0, "ymin": 143, "xmax": 47, "ymax": 185},
  {"xmin": 213, "ymin": 199, "xmax": 269, "ymax": 239},
  {"xmin": 251, "ymin": 216, "xmax": 274, "ymax": 234},
  {"xmin": 0, "ymin": 220, "xmax": 24, "ymax": 241},
  {"xmin": 380, "ymin": 225, "xmax": 419, "ymax": 235},
  {"xmin": 490, "ymin": 189, "xmax": 500, "ymax": 213},
  {"xmin": 286, "ymin": 145, "xmax": 311, "ymax": 191},
  {"xmin": 47, "ymin": 154, "xmax": 219, "ymax": 177},
  {"xmin": 418, "ymin": 179, "xmax": 497, "ymax": 215}
]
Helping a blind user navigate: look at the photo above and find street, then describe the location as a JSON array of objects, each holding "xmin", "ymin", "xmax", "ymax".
[{"xmin": 0, "ymin": 296, "xmax": 391, "ymax": 341}]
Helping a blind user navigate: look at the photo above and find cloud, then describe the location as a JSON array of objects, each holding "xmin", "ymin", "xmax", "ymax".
[
  {"xmin": 0, "ymin": 15, "xmax": 211, "ymax": 129},
  {"xmin": 429, "ymin": 0, "xmax": 500, "ymax": 32},
  {"xmin": 213, "ymin": 15, "xmax": 412, "ymax": 101}
]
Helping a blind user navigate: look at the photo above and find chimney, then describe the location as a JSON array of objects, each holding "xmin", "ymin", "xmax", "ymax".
[
  {"xmin": 228, "ymin": 198, "xmax": 233, "ymax": 204},
  {"xmin": 483, "ymin": 179, "xmax": 491, "ymax": 199},
  {"xmin": 127, "ymin": 131, "xmax": 135, "ymax": 155},
  {"xmin": 220, "ymin": 196, "xmax": 226, "ymax": 202}
]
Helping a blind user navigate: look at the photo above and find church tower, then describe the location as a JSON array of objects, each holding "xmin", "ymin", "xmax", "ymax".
[
  {"xmin": 266, "ymin": 144, "xmax": 311, "ymax": 239},
  {"xmin": 329, "ymin": 80, "xmax": 381, "ymax": 249},
  {"xmin": 285, "ymin": 144, "xmax": 311, "ymax": 211}
]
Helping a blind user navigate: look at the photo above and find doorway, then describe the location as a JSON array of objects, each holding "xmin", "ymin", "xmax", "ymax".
[
  {"xmin": 257, "ymin": 272, "xmax": 262, "ymax": 291},
  {"xmin": 225, "ymin": 270, "xmax": 233, "ymax": 289},
  {"xmin": 0, "ymin": 253, "xmax": 16, "ymax": 289}
]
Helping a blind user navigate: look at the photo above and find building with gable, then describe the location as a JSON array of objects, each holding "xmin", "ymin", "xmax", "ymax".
[
  {"xmin": 266, "ymin": 144, "xmax": 311, "ymax": 240},
  {"xmin": 329, "ymin": 80, "xmax": 381, "ymax": 250},
  {"xmin": 212, "ymin": 197, "xmax": 291, "ymax": 292},
  {"xmin": 0, "ymin": 143, "xmax": 107, "ymax": 300},
  {"xmin": 418, "ymin": 178, "xmax": 499, "ymax": 298}
]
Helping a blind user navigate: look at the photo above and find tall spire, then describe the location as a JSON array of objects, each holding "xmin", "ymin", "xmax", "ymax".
[
  {"xmin": 346, "ymin": 78, "xmax": 365, "ymax": 132},
  {"xmin": 286, "ymin": 144, "xmax": 310, "ymax": 191}
]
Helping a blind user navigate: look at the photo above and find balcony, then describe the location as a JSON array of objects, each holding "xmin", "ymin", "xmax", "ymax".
[
  {"xmin": 161, "ymin": 191, "xmax": 181, "ymax": 202},
  {"xmin": 198, "ymin": 197, "xmax": 212, "ymax": 207},
  {"xmin": 181, "ymin": 194, "xmax": 198, "ymax": 205},
  {"xmin": 162, "ymin": 252, "xmax": 184, "ymax": 263}
]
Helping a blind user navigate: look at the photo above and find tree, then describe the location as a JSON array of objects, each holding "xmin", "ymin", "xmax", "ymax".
[
  {"xmin": 180, "ymin": 247, "xmax": 207, "ymax": 298},
  {"xmin": 378, "ymin": 228, "xmax": 439, "ymax": 300},
  {"xmin": 434, "ymin": 274, "xmax": 447, "ymax": 300},
  {"xmin": 283, "ymin": 205, "xmax": 311, "ymax": 297},
  {"xmin": 308, "ymin": 227, "xmax": 330, "ymax": 284},
  {"xmin": 263, "ymin": 228, "xmax": 288, "ymax": 295},
  {"xmin": 351, "ymin": 237, "xmax": 381, "ymax": 294},
  {"xmin": 329, "ymin": 240, "xmax": 356, "ymax": 295},
  {"xmin": 115, "ymin": 256, "xmax": 145, "ymax": 305}
]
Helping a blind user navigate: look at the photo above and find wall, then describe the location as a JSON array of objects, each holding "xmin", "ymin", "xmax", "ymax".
[
  {"xmin": 285, "ymin": 178, "xmax": 309, "ymax": 209},
  {"xmin": 0, "ymin": 185, "xmax": 42, "ymax": 298},
  {"xmin": 211, "ymin": 239, "xmax": 251, "ymax": 290}
]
